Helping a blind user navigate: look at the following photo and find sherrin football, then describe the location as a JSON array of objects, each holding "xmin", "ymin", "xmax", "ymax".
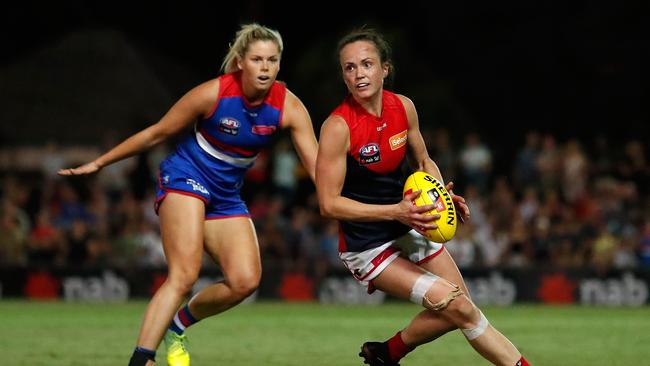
[{"xmin": 403, "ymin": 171, "xmax": 457, "ymax": 243}]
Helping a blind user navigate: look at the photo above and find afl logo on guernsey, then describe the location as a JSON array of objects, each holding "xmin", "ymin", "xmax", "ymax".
[
  {"xmin": 359, "ymin": 143, "xmax": 381, "ymax": 165},
  {"xmin": 218, "ymin": 117, "xmax": 240, "ymax": 135}
]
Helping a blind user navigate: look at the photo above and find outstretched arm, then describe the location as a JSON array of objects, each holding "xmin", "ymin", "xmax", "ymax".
[
  {"xmin": 58, "ymin": 79, "xmax": 220, "ymax": 176},
  {"xmin": 316, "ymin": 115, "xmax": 437, "ymax": 230},
  {"xmin": 282, "ymin": 90, "xmax": 318, "ymax": 183}
]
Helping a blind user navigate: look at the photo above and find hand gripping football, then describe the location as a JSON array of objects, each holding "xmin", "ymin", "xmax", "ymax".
[{"xmin": 403, "ymin": 172, "xmax": 457, "ymax": 243}]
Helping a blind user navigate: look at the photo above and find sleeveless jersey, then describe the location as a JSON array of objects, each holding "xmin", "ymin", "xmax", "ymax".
[
  {"xmin": 332, "ymin": 90, "xmax": 412, "ymax": 253},
  {"xmin": 174, "ymin": 72, "xmax": 286, "ymax": 188}
]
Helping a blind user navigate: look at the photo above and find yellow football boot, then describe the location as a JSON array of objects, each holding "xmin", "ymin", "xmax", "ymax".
[{"xmin": 164, "ymin": 330, "xmax": 190, "ymax": 366}]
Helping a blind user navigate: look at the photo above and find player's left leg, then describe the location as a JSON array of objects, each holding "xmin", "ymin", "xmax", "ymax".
[
  {"xmin": 371, "ymin": 248, "xmax": 468, "ymax": 363},
  {"xmin": 369, "ymin": 237, "xmax": 531, "ymax": 365},
  {"xmin": 163, "ymin": 216, "xmax": 260, "ymax": 365},
  {"xmin": 188, "ymin": 216, "xmax": 261, "ymax": 317}
]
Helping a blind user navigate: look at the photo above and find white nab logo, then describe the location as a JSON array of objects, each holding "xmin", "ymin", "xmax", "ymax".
[{"xmin": 185, "ymin": 179, "xmax": 209, "ymax": 194}]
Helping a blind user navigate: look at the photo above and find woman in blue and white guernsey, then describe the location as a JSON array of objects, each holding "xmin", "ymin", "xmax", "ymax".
[{"xmin": 59, "ymin": 24, "xmax": 318, "ymax": 366}]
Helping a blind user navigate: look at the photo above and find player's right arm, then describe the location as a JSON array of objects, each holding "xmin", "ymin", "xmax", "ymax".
[
  {"xmin": 58, "ymin": 79, "xmax": 220, "ymax": 176},
  {"xmin": 316, "ymin": 115, "xmax": 437, "ymax": 229}
]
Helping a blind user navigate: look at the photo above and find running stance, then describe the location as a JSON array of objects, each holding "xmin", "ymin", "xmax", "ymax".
[
  {"xmin": 315, "ymin": 28, "xmax": 531, "ymax": 366},
  {"xmin": 60, "ymin": 24, "xmax": 318, "ymax": 366}
]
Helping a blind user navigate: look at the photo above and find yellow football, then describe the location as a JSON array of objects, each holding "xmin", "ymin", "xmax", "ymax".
[{"xmin": 403, "ymin": 171, "xmax": 457, "ymax": 243}]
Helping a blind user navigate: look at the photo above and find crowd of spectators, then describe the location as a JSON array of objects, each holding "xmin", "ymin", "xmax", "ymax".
[{"xmin": 1, "ymin": 130, "xmax": 649, "ymax": 275}]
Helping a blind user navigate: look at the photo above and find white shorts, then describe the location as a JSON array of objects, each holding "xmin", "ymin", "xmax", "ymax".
[{"xmin": 339, "ymin": 230, "xmax": 445, "ymax": 291}]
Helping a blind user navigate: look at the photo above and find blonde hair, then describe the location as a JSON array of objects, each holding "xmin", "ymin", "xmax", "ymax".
[{"xmin": 221, "ymin": 24, "xmax": 284, "ymax": 74}]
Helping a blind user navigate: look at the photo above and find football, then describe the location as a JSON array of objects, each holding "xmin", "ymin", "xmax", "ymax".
[{"xmin": 403, "ymin": 171, "xmax": 458, "ymax": 243}]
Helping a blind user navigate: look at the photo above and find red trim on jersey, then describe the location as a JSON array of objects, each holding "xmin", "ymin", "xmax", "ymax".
[
  {"xmin": 164, "ymin": 189, "xmax": 209, "ymax": 203},
  {"xmin": 199, "ymin": 128, "xmax": 258, "ymax": 157},
  {"xmin": 206, "ymin": 214, "xmax": 252, "ymax": 220},
  {"xmin": 154, "ymin": 190, "xmax": 208, "ymax": 215},
  {"xmin": 218, "ymin": 72, "xmax": 286, "ymax": 111},
  {"xmin": 416, "ymin": 245, "xmax": 445, "ymax": 265},
  {"xmin": 338, "ymin": 224, "xmax": 347, "ymax": 252}
]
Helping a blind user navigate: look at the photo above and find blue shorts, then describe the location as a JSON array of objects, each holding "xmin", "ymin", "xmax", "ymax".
[{"xmin": 155, "ymin": 152, "xmax": 250, "ymax": 220}]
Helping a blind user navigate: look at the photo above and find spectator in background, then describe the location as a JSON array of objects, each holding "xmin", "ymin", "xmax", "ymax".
[
  {"xmin": 619, "ymin": 140, "xmax": 649, "ymax": 196},
  {"xmin": 65, "ymin": 218, "xmax": 91, "ymax": 266},
  {"xmin": 536, "ymin": 134, "xmax": 561, "ymax": 192},
  {"xmin": 27, "ymin": 209, "xmax": 65, "ymax": 266},
  {"xmin": 513, "ymin": 130, "xmax": 540, "ymax": 189},
  {"xmin": 58, "ymin": 23, "xmax": 318, "ymax": 366},
  {"xmin": 561, "ymin": 139, "xmax": 588, "ymax": 204},
  {"xmin": 446, "ymin": 223, "xmax": 477, "ymax": 269},
  {"xmin": 428, "ymin": 128, "xmax": 457, "ymax": 181},
  {"xmin": 0, "ymin": 198, "xmax": 29, "ymax": 265},
  {"xmin": 638, "ymin": 219, "xmax": 650, "ymax": 267},
  {"xmin": 518, "ymin": 186, "xmax": 540, "ymax": 224},
  {"xmin": 590, "ymin": 134, "xmax": 615, "ymax": 177},
  {"xmin": 591, "ymin": 225, "xmax": 617, "ymax": 270},
  {"xmin": 271, "ymin": 137, "xmax": 299, "ymax": 200},
  {"xmin": 41, "ymin": 141, "xmax": 66, "ymax": 183},
  {"xmin": 458, "ymin": 132, "xmax": 492, "ymax": 194}
]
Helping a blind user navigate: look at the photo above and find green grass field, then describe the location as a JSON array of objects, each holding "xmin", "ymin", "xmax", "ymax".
[{"xmin": 1, "ymin": 300, "xmax": 648, "ymax": 365}]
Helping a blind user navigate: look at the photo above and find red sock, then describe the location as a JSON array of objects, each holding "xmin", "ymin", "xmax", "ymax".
[
  {"xmin": 386, "ymin": 331, "xmax": 414, "ymax": 362},
  {"xmin": 516, "ymin": 356, "xmax": 531, "ymax": 366}
]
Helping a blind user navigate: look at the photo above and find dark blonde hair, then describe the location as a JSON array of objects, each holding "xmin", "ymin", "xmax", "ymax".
[{"xmin": 221, "ymin": 24, "xmax": 283, "ymax": 73}]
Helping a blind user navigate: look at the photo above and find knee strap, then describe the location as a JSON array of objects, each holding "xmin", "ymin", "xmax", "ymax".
[
  {"xmin": 409, "ymin": 273, "xmax": 464, "ymax": 311},
  {"xmin": 424, "ymin": 284, "xmax": 463, "ymax": 311},
  {"xmin": 461, "ymin": 310, "xmax": 489, "ymax": 340},
  {"xmin": 409, "ymin": 273, "xmax": 439, "ymax": 305}
]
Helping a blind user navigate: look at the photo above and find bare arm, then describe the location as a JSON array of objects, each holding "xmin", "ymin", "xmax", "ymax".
[
  {"xmin": 399, "ymin": 94, "xmax": 443, "ymax": 181},
  {"xmin": 316, "ymin": 115, "xmax": 437, "ymax": 229},
  {"xmin": 58, "ymin": 79, "xmax": 220, "ymax": 175},
  {"xmin": 282, "ymin": 89, "xmax": 318, "ymax": 183},
  {"xmin": 398, "ymin": 94, "xmax": 470, "ymax": 221}
]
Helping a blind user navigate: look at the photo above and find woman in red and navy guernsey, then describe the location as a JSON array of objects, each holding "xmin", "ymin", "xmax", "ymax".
[
  {"xmin": 316, "ymin": 28, "xmax": 532, "ymax": 366},
  {"xmin": 59, "ymin": 24, "xmax": 318, "ymax": 366}
]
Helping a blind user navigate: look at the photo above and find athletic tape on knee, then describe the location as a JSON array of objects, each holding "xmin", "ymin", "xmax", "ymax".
[
  {"xmin": 409, "ymin": 273, "xmax": 439, "ymax": 305},
  {"xmin": 461, "ymin": 310, "xmax": 489, "ymax": 340}
]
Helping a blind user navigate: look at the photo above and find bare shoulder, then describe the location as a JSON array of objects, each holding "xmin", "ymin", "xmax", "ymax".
[
  {"xmin": 282, "ymin": 88, "xmax": 309, "ymax": 128},
  {"xmin": 194, "ymin": 78, "xmax": 220, "ymax": 98},
  {"xmin": 396, "ymin": 93, "xmax": 416, "ymax": 112},
  {"xmin": 284, "ymin": 88, "xmax": 306, "ymax": 110},
  {"xmin": 321, "ymin": 114, "xmax": 349, "ymax": 137},
  {"xmin": 183, "ymin": 78, "xmax": 220, "ymax": 115}
]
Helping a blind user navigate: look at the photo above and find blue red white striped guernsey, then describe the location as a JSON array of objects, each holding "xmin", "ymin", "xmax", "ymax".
[
  {"xmin": 199, "ymin": 71, "xmax": 286, "ymax": 160},
  {"xmin": 171, "ymin": 71, "xmax": 286, "ymax": 184},
  {"xmin": 331, "ymin": 90, "xmax": 413, "ymax": 252}
]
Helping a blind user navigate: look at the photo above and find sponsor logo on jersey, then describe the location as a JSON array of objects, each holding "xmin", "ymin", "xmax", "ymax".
[
  {"xmin": 252, "ymin": 125, "xmax": 277, "ymax": 135},
  {"xmin": 359, "ymin": 143, "xmax": 381, "ymax": 164},
  {"xmin": 218, "ymin": 117, "xmax": 240, "ymax": 135},
  {"xmin": 389, "ymin": 130, "xmax": 408, "ymax": 150},
  {"xmin": 185, "ymin": 179, "xmax": 209, "ymax": 194},
  {"xmin": 376, "ymin": 122, "xmax": 387, "ymax": 131}
]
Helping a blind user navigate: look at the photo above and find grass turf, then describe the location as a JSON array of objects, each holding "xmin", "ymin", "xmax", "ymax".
[{"xmin": 1, "ymin": 300, "xmax": 648, "ymax": 365}]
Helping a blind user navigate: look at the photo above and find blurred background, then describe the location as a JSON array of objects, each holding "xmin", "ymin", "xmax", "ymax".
[{"xmin": 1, "ymin": 1, "xmax": 648, "ymax": 306}]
